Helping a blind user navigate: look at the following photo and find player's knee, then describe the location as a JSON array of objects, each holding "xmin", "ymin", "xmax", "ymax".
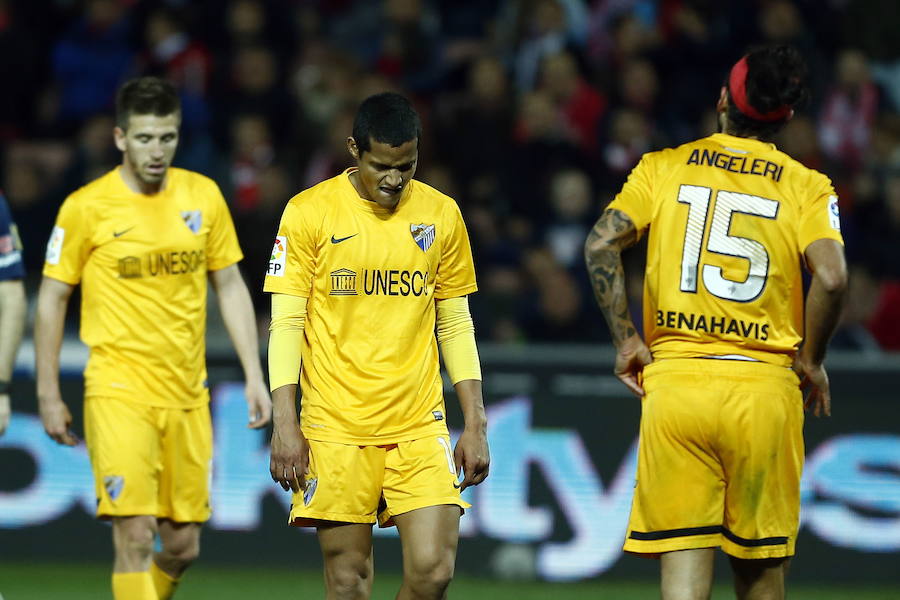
[
  {"xmin": 113, "ymin": 522, "xmax": 155, "ymax": 562},
  {"xmin": 163, "ymin": 536, "xmax": 201, "ymax": 568},
  {"xmin": 324, "ymin": 553, "xmax": 371, "ymax": 599},
  {"xmin": 405, "ymin": 552, "xmax": 455, "ymax": 597}
]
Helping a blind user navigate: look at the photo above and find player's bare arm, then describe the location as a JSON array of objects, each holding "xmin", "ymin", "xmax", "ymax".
[
  {"xmin": 209, "ymin": 264, "xmax": 272, "ymax": 428},
  {"xmin": 584, "ymin": 208, "xmax": 652, "ymax": 396},
  {"xmin": 34, "ymin": 276, "xmax": 79, "ymax": 446},
  {"xmin": 453, "ymin": 379, "xmax": 490, "ymax": 491},
  {"xmin": 0, "ymin": 279, "xmax": 25, "ymax": 436},
  {"xmin": 269, "ymin": 383, "xmax": 308, "ymax": 493},
  {"xmin": 797, "ymin": 238, "xmax": 848, "ymax": 417}
]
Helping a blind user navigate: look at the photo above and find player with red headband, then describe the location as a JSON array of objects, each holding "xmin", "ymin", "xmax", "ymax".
[{"xmin": 585, "ymin": 45, "xmax": 847, "ymax": 599}]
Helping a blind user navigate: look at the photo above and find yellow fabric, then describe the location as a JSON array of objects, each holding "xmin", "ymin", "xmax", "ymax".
[
  {"xmin": 150, "ymin": 562, "xmax": 179, "ymax": 600},
  {"xmin": 288, "ymin": 435, "xmax": 469, "ymax": 529},
  {"xmin": 264, "ymin": 168, "xmax": 478, "ymax": 444},
  {"xmin": 43, "ymin": 167, "xmax": 243, "ymax": 407},
  {"xmin": 435, "ymin": 296, "xmax": 481, "ymax": 384},
  {"xmin": 112, "ymin": 572, "xmax": 156, "ymax": 600},
  {"xmin": 608, "ymin": 133, "xmax": 845, "ymax": 366},
  {"xmin": 267, "ymin": 293, "xmax": 307, "ymax": 391},
  {"xmin": 84, "ymin": 397, "xmax": 212, "ymax": 522},
  {"xmin": 623, "ymin": 359, "xmax": 802, "ymax": 559}
]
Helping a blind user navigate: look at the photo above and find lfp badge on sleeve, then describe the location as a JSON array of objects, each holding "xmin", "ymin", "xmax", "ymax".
[{"xmin": 268, "ymin": 236, "xmax": 287, "ymax": 276}]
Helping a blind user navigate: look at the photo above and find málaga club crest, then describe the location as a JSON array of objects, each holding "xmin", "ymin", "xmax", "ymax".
[{"xmin": 410, "ymin": 224, "xmax": 435, "ymax": 252}]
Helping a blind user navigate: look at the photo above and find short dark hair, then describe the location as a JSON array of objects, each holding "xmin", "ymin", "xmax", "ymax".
[
  {"xmin": 115, "ymin": 77, "xmax": 181, "ymax": 130},
  {"xmin": 352, "ymin": 93, "xmax": 421, "ymax": 155},
  {"xmin": 726, "ymin": 45, "xmax": 809, "ymax": 140}
]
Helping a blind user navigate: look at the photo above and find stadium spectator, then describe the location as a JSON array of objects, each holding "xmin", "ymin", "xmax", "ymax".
[
  {"xmin": 538, "ymin": 50, "xmax": 607, "ymax": 154},
  {"xmin": 51, "ymin": 0, "xmax": 134, "ymax": 134},
  {"xmin": 819, "ymin": 49, "xmax": 879, "ymax": 174}
]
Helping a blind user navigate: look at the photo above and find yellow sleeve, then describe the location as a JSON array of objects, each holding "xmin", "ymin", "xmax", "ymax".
[
  {"xmin": 264, "ymin": 198, "xmax": 318, "ymax": 296},
  {"xmin": 268, "ymin": 293, "xmax": 307, "ymax": 391},
  {"xmin": 436, "ymin": 296, "xmax": 481, "ymax": 384},
  {"xmin": 42, "ymin": 195, "xmax": 92, "ymax": 285},
  {"xmin": 606, "ymin": 153, "xmax": 656, "ymax": 235},
  {"xmin": 434, "ymin": 202, "xmax": 478, "ymax": 299},
  {"xmin": 798, "ymin": 172, "xmax": 844, "ymax": 253},
  {"xmin": 205, "ymin": 182, "xmax": 244, "ymax": 271}
]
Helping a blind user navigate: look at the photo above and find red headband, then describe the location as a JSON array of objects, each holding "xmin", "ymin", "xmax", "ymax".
[{"xmin": 728, "ymin": 56, "xmax": 791, "ymax": 122}]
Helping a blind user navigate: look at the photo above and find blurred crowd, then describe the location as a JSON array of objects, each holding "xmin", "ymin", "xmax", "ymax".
[{"xmin": 1, "ymin": 0, "xmax": 898, "ymax": 350}]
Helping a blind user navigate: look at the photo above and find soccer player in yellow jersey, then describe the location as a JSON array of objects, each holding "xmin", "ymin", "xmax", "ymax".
[
  {"xmin": 34, "ymin": 77, "xmax": 272, "ymax": 600},
  {"xmin": 584, "ymin": 46, "xmax": 848, "ymax": 599},
  {"xmin": 266, "ymin": 92, "xmax": 489, "ymax": 600}
]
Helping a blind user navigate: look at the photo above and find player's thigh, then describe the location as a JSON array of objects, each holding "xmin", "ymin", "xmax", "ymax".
[
  {"xmin": 626, "ymin": 364, "xmax": 725, "ymax": 543},
  {"xmin": 316, "ymin": 522, "xmax": 372, "ymax": 567},
  {"xmin": 380, "ymin": 435, "xmax": 469, "ymax": 528},
  {"xmin": 394, "ymin": 504, "xmax": 461, "ymax": 576},
  {"xmin": 719, "ymin": 366, "xmax": 803, "ymax": 558},
  {"xmin": 291, "ymin": 440, "xmax": 386, "ymax": 526},
  {"xmin": 84, "ymin": 397, "xmax": 161, "ymax": 516},
  {"xmin": 158, "ymin": 403, "xmax": 213, "ymax": 523}
]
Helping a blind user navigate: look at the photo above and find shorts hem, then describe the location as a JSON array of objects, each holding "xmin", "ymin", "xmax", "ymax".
[
  {"xmin": 96, "ymin": 505, "xmax": 159, "ymax": 520},
  {"xmin": 289, "ymin": 510, "xmax": 376, "ymax": 528},
  {"xmin": 721, "ymin": 540, "xmax": 795, "ymax": 560},
  {"xmin": 378, "ymin": 497, "xmax": 470, "ymax": 528},
  {"xmin": 97, "ymin": 507, "xmax": 209, "ymax": 523},
  {"xmin": 624, "ymin": 534, "xmax": 722, "ymax": 557}
]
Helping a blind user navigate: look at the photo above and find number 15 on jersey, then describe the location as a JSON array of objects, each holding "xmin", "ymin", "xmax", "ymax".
[{"xmin": 677, "ymin": 184, "xmax": 779, "ymax": 303}]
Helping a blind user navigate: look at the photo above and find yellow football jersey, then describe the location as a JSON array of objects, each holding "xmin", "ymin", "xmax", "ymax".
[
  {"xmin": 264, "ymin": 168, "xmax": 478, "ymax": 444},
  {"xmin": 43, "ymin": 167, "xmax": 243, "ymax": 407},
  {"xmin": 608, "ymin": 133, "xmax": 844, "ymax": 366}
]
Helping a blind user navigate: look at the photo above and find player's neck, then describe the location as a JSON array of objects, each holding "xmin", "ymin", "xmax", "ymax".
[{"xmin": 118, "ymin": 162, "xmax": 167, "ymax": 195}]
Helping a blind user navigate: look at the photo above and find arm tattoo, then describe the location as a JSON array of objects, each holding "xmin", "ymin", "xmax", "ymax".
[{"xmin": 584, "ymin": 208, "xmax": 639, "ymax": 346}]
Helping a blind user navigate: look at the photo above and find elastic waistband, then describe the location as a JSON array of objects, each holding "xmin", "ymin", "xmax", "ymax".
[{"xmin": 644, "ymin": 357, "xmax": 798, "ymax": 385}]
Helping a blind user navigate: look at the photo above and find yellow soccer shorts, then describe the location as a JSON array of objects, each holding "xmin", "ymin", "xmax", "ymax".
[
  {"xmin": 624, "ymin": 358, "xmax": 803, "ymax": 560},
  {"xmin": 84, "ymin": 396, "xmax": 213, "ymax": 523},
  {"xmin": 289, "ymin": 434, "xmax": 470, "ymax": 528}
]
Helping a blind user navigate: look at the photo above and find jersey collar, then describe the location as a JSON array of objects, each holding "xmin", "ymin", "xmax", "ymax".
[{"xmin": 709, "ymin": 133, "xmax": 777, "ymax": 153}]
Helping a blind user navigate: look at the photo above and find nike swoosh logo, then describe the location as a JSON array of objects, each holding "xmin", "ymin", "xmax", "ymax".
[
  {"xmin": 113, "ymin": 227, "xmax": 135, "ymax": 238},
  {"xmin": 331, "ymin": 234, "xmax": 358, "ymax": 244}
]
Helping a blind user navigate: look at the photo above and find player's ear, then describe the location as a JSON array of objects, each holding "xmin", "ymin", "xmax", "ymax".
[
  {"xmin": 113, "ymin": 126, "xmax": 127, "ymax": 153},
  {"xmin": 347, "ymin": 137, "xmax": 360, "ymax": 161},
  {"xmin": 716, "ymin": 86, "xmax": 728, "ymax": 113}
]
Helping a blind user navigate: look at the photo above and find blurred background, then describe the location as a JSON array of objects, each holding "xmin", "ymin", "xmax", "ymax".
[{"xmin": 1, "ymin": 0, "xmax": 899, "ymax": 598}]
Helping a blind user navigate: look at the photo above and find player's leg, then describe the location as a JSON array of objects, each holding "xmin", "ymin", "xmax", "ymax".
[
  {"xmin": 152, "ymin": 519, "xmax": 202, "ymax": 599},
  {"xmin": 718, "ymin": 362, "xmax": 802, "ymax": 595},
  {"xmin": 660, "ymin": 548, "xmax": 715, "ymax": 600},
  {"xmin": 293, "ymin": 441, "xmax": 385, "ymax": 600},
  {"xmin": 111, "ymin": 515, "xmax": 159, "ymax": 598},
  {"xmin": 84, "ymin": 397, "xmax": 162, "ymax": 599},
  {"xmin": 380, "ymin": 436, "xmax": 469, "ymax": 600},
  {"xmin": 393, "ymin": 505, "xmax": 461, "ymax": 600},
  {"xmin": 153, "ymin": 404, "xmax": 213, "ymax": 597},
  {"xmin": 728, "ymin": 556, "xmax": 787, "ymax": 600},
  {"xmin": 318, "ymin": 523, "xmax": 375, "ymax": 600}
]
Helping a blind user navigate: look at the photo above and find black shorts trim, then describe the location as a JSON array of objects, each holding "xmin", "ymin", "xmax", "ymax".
[{"xmin": 630, "ymin": 525, "xmax": 787, "ymax": 547}]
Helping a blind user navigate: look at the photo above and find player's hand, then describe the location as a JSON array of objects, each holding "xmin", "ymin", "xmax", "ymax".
[
  {"xmin": 794, "ymin": 355, "xmax": 831, "ymax": 417},
  {"xmin": 453, "ymin": 427, "xmax": 490, "ymax": 492},
  {"xmin": 38, "ymin": 394, "xmax": 79, "ymax": 446},
  {"xmin": 245, "ymin": 379, "xmax": 272, "ymax": 429},
  {"xmin": 270, "ymin": 424, "xmax": 309, "ymax": 493},
  {"xmin": 614, "ymin": 335, "xmax": 653, "ymax": 397},
  {"xmin": 0, "ymin": 394, "xmax": 10, "ymax": 436}
]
